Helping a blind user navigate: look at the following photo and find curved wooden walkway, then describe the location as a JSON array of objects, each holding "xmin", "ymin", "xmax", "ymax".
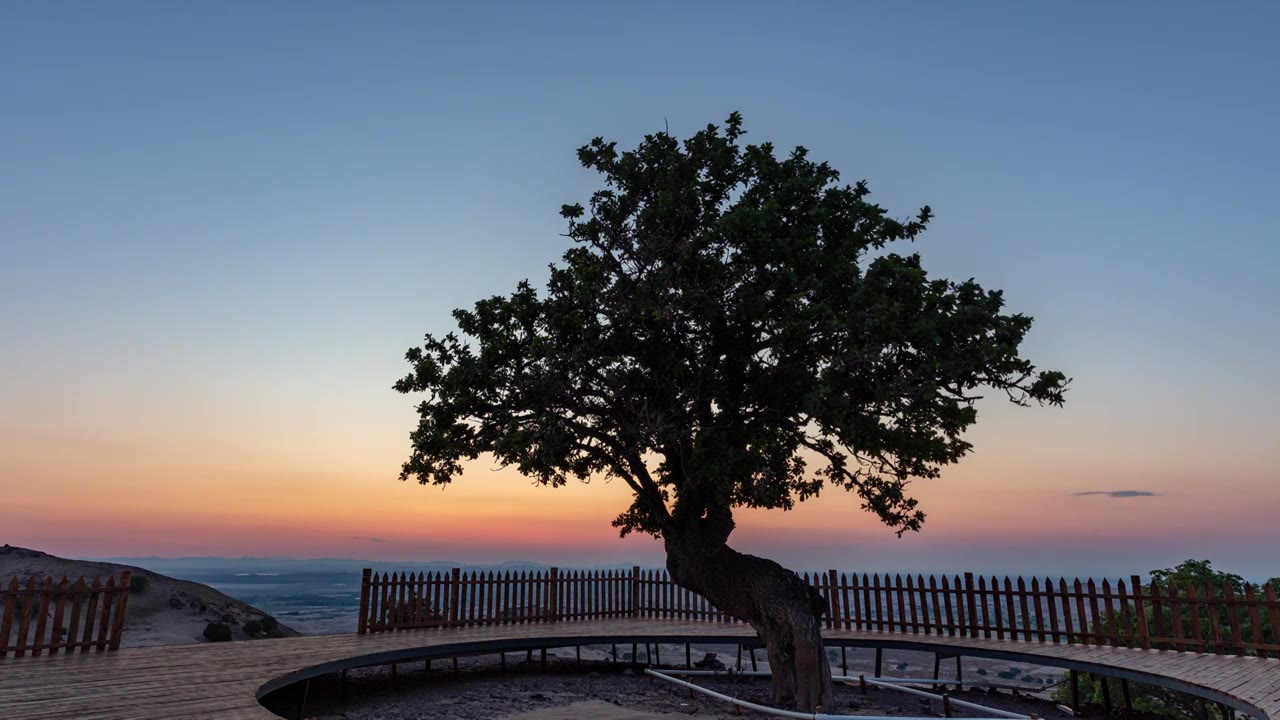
[{"xmin": 2, "ymin": 619, "xmax": 1278, "ymax": 719}]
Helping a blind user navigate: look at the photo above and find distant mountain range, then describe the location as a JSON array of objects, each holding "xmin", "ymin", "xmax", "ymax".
[
  {"xmin": 91, "ymin": 556, "xmax": 657, "ymax": 575},
  {"xmin": 0, "ymin": 546, "xmax": 300, "ymax": 646},
  {"xmin": 87, "ymin": 556, "xmax": 650, "ymax": 571}
]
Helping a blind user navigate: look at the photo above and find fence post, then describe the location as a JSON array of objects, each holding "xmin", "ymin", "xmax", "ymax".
[
  {"xmin": 548, "ymin": 568, "xmax": 560, "ymax": 623},
  {"xmin": 449, "ymin": 568, "xmax": 461, "ymax": 627},
  {"xmin": 827, "ymin": 570, "xmax": 840, "ymax": 628},
  {"xmin": 108, "ymin": 572, "xmax": 131, "ymax": 651},
  {"xmin": 631, "ymin": 566, "xmax": 641, "ymax": 617},
  {"xmin": 965, "ymin": 573, "xmax": 979, "ymax": 638},
  {"xmin": 357, "ymin": 569, "xmax": 372, "ymax": 635},
  {"xmin": 1131, "ymin": 575, "xmax": 1151, "ymax": 650}
]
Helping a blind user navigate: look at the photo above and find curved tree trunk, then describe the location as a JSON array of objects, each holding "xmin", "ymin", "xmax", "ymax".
[{"xmin": 663, "ymin": 515, "xmax": 834, "ymax": 712}]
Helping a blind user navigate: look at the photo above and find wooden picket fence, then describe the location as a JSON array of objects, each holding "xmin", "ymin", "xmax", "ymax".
[
  {"xmin": 0, "ymin": 572, "xmax": 132, "ymax": 658},
  {"xmin": 359, "ymin": 567, "xmax": 1280, "ymax": 657}
]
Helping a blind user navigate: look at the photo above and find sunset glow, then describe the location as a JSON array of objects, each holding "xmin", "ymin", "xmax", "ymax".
[{"xmin": 2, "ymin": 2, "xmax": 1277, "ymax": 580}]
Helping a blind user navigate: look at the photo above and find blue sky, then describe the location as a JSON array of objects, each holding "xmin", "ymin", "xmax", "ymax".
[{"xmin": 2, "ymin": 1, "xmax": 1278, "ymax": 578}]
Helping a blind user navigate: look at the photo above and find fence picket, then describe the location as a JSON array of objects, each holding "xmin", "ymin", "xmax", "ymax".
[
  {"xmin": 1101, "ymin": 579, "xmax": 1116, "ymax": 647},
  {"xmin": 1224, "ymin": 584, "xmax": 1243, "ymax": 655},
  {"xmin": 344, "ymin": 566, "xmax": 1280, "ymax": 658},
  {"xmin": 1117, "ymin": 579, "xmax": 1133, "ymax": 648},
  {"xmin": 31, "ymin": 577, "xmax": 53, "ymax": 656},
  {"xmin": 1244, "ymin": 584, "xmax": 1265, "ymax": 658},
  {"xmin": 1266, "ymin": 584, "xmax": 1280, "ymax": 658},
  {"xmin": 1031, "ymin": 577, "xmax": 1045, "ymax": 642},
  {"xmin": 1168, "ymin": 579, "xmax": 1186, "ymax": 651}
]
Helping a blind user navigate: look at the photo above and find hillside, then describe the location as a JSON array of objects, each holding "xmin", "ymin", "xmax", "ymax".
[{"xmin": 0, "ymin": 545, "xmax": 299, "ymax": 647}]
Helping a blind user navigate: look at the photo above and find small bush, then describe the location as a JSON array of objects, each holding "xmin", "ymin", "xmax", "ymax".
[
  {"xmin": 130, "ymin": 575, "xmax": 150, "ymax": 593},
  {"xmin": 203, "ymin": 622, "xmax": 232, "ymax": 642},
  {"xmin": 260, "ymin": 615, "xmax": 280, "ymax": 634},
  {"xmin": 168, "ymin": 596, "xmax": 184, "ymax": 610},
  {"xmin": 976, "ymin": 668, "xmax": 988, "ymax": 676},
  {"xmin": 219, "ymin": 612, "xmax": 234, "ymax": 623},
  {"xmin": 997, "ymin": 669, "xmax": 1020, "ymax": 680},
  {"xmin": 242, "ymin": 619, "xmax": 263, "ymax": 636}
]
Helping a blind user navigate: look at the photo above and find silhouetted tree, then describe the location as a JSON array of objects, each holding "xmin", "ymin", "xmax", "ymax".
[{"xmin": 395, "ymin": 113, "xmax": 1068, "ymax": 710}]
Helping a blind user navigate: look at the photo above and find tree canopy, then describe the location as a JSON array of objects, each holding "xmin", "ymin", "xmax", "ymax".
[{"xmin": 395, "ymin": 112, "xmax": 1068, "ymax": 541}]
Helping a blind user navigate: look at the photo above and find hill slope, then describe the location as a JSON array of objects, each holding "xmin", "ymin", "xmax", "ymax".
[{"xmin": 0, "ymin": 545, "xmax": 300, "ymax": 647}]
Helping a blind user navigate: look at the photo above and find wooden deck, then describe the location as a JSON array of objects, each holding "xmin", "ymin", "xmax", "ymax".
[{"xmin": 2, "ymin": 618, "xmax": 1278, "ymax": 719}]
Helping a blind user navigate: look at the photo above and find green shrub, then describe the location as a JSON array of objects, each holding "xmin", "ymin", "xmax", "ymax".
[
  {"xmin": 260, "ymin": 615, "xmax": 279, "ymax": 634},
  {"xmin": 202, "ymin": 622, "xmax": 232, "ymax": 642},
  {"xmin": 242, "ymin": 619, "xmax": 263, "ymax": 636},
  {"xmin": 130, "ymin": 575, "xmax": 150, "ymax": 593},
  {"xmin": 1053, "ymin": 560, "xmax": 1279, "ymax": 720},
  {"xmin": 976, "ymin": 668, "xmax": 988, "ymax": 676}
]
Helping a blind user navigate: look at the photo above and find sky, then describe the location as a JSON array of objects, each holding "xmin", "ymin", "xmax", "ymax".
[{"xmin": 2, "ymin": 1, "xmax": 1277, "ymax": 580}]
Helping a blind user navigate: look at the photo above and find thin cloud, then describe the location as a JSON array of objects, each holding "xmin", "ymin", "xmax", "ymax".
[
  {"xmin": 352, "ymin": 536, "xmax": 389, "ymax": 543},
  {"xmin": 1073, "ymin": 490, "xmax": 1159, "ymax": 498}
]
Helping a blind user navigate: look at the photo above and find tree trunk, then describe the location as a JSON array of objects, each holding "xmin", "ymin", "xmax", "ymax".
[{"xmin": 663, "ymin": 516, "xmax": 834, "ymax": 712}]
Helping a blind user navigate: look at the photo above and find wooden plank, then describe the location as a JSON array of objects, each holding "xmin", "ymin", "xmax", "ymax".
[
  {"xmin": 931, "ymin": 573, "xmax": 952, "ymax": 635},
  {"xmin": 1073, "ymin": 578, "xmax": 1088, "ymax": 647},
  {"xmin": 1059, "ymin": 578, "xmax": 1075, "ymax": 644},
  {"xmin": 840, "ymin": 573, "xmax": 852, "ymax": 631},
  {"xmin": 1005, "ymin": 576, "xmax": 1019, "ymax": 642},
  {"xmin": 1086, "ymin": 578, "xmax": 1102, "ymax": 646},
  {"xmin": 883, "ymin": 573, "xmax": 895, "ymax": 632},
  {"xmin": 1267, "ymin": 584, "xmax": 1280, "ymax": 660},
  {"xmin": 907, "ymin": 574, "xmax": 921, "ymax": 634},
  {"xmin": 895, "ymin": 574, "xmax": 908, "ymax": 634},
  {"xmin": 1207, "ymin": 581, "xmax": 1224, "ymax": 654},
  {"xmin": 991, "ymin": 576, "xmax": 1004, "ymax": 640},
  {"xmin": 1224, "ymin": 584, "xmax": 1244, "ymax": 655},
  {"xmin": 941, "ymin": 574, "xmax": 955, "ymax": 637},
  {"xmin": 31, "ymin": 577, "xmax": 53, "ymax": 656},
  {"xmin": 357, "ymin": 569, "xmax": 371, "ymax": 634},
  {"xmin": 864, "ymin": 573, "xmax": 876, "ymax": 632},
  {"xmin": 1169, "ymin": 578, "xmax": 1187, "ymax": 652},
  {"xmin": 1045, "ymin": 576, "xmax": 1060, "ymax": 643},
  {"xmin": 1131, "ymin": 575, "xmax": 1151, "ymax": 650},
  {"xmin": 48, "ymin": 578, "xmax": 69, "ymax": 655},
  {"xmin": 15, "ymin": 576, "xmax": 37, "ymax": 657},
  {"xmin": 1101, "ymin": 578, "xmax": 1116, "ymax": 647},
  {"xmin": 872, "ymin": 573, "xmax": 885, "ymax": 632},
  {"xmin": 0, "ymin": 576, "xmax": 17, "ymax": 658},
  {"xmin": 1018, "ymin": 576, "xmax": 1032, "ymax": 642},
  {"xmin": 108, "ymin": 572, "xmax": 130, "ymax": 651},
  {"xmin": 79, "ymin": 578, "xmax": 103, "ymax": 655},
  {"xmin": 1117, "ymin": 578, "xmax": 1133, "ymax": 648},
  {"xmin": 1031, "ymin": 577, "xmax": 1046, "ymax": 642},
  {"xmin": 1187, "ymin": 581, "xmax": 1206, "ymax": 652},
  {"xmin": 2, "ymin": 616, "xmax": 1279, "ymax": 720},
  {"xmin": 965, "ymin": 572, "xmax": 979, "ymax": 638}
]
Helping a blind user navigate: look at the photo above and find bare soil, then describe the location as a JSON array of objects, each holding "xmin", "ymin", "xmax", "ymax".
[{"xmin": 278, "ymin": 646, "xmax": 1119, "ymax": 720}]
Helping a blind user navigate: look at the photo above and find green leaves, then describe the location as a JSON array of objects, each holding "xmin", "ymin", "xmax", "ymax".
[{"xmin": 397, "ymin": 112, "xmax": 1068, "ymax": 540}]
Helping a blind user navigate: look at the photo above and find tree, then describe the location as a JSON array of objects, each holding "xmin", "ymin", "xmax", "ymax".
[
  {"xmin": 1053, "ymin": 559, "xmax": 1278, "ymax": 720},
  {"xmin": 395, "ymin": 113, "xmax": 1068, "ymax": 710}
]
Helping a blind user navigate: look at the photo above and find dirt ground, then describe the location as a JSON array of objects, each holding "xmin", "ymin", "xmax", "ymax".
[{"xmin": 274, "ymin": 645, "xmax": 1118, "ymax": 720}]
